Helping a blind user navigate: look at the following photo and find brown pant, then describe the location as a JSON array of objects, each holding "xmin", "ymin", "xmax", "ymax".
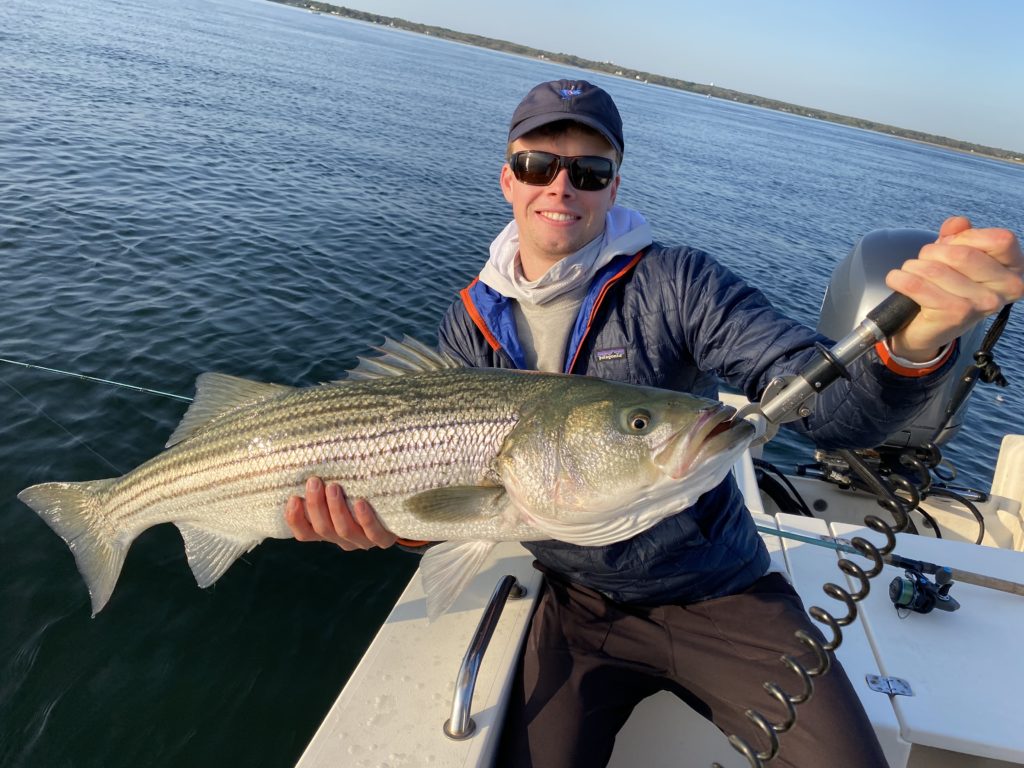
[{"xmin": 496, "ymin": 571, "xmax": 889, "ymax": 768}]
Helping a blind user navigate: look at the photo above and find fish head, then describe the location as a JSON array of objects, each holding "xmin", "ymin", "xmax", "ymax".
[{"xmin": 500, "ymin": 380, "xmax": 756, "ymax": 546}]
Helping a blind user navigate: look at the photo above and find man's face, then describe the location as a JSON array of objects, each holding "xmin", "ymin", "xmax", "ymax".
[{"xmin": 500, "ymin": 128, "xmax": 620, "ymax": 274}]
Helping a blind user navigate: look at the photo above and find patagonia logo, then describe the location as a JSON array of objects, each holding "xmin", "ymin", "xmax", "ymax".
[
  {"xmin": 559, "ymin": 86, "xmax": 582, "ymax": 99},
  {"xmin": 595, "ymin": 347, "xmax": 626, "ymax": 362}
]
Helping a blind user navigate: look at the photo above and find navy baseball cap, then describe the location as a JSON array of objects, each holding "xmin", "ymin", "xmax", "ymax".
[{"xmin": 508, "ymin": 80, "xmax": 624, "ymax": 155}]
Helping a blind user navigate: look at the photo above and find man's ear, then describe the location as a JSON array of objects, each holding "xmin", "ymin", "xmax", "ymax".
[
  {"xmin": 608, "ymin": 173, "xmax": 620, "ymax": 205},
  {"xmin": 500, "ymin": 163, "xmax": 515, "ymax": 204}
]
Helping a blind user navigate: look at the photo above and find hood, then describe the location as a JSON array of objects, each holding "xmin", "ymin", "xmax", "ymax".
[{"xmin": 478, "ymin": 205, "xmax": 652, "ymax": 305}]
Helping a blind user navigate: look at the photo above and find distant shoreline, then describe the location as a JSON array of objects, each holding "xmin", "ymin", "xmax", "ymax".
[{"xmin": 273, "ymin": 0, "xmax": 1023, "ymax": 166}]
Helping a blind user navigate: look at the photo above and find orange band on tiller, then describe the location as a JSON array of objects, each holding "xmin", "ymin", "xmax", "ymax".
[{"xmin": 874, "ymin": 340, "xmax": 955, "ymax": 378}]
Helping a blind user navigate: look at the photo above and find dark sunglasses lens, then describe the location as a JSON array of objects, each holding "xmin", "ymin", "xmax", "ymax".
[
  {"xmin": 511, "ymin": 152, "xmax": 615, "ymax": 190},
  {"xmin": 511, "ymin": 151, "xmax": 559, "ymax": 185},
  {"xmin": 568, "ymin": 156, "xmax": 615, "ymax": 191}
]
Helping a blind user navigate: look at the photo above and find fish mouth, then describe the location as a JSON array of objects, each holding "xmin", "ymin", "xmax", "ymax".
[{"xmin": 654, "ymin": 404, "xmax": 756, "ymax": 480}]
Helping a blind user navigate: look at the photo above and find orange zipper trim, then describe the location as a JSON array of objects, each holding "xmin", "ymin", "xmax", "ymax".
[{"xmin": 566, "ymin": 251, "xmax": 645, "ymax": 374}]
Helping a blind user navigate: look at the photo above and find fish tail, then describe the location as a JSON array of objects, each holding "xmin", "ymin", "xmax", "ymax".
[{"xmin": 18, "ymin": 478, "xmax": 125, "ymax": 616}]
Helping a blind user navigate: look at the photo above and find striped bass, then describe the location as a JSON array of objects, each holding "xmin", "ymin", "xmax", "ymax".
[{"xmin": 18, "ymin": 338, "xmax": 755, "ymax": 620}]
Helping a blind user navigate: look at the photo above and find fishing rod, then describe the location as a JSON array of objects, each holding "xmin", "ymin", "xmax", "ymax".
[
  {"xmin": 753, "ymin": 523, "xmax": 1024, "ymax": 599},
  {"xmin": 0, "ymin": 356, "xmax": 193, "ymax": 402}
]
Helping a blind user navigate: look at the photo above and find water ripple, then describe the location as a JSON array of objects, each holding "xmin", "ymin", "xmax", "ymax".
[{"xmin": 1, "ymin": 0, "xmax": 1022, "ymax": 766}]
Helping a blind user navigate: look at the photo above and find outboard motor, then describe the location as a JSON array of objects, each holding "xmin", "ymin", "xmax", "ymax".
[{"xmin": 816, "ymin": 228, "xmax": 987, "ymax": 449}]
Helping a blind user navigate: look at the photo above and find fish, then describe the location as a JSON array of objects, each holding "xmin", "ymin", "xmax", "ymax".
[{"xmin": 18, "ymin": 338, "xmax": 756, "ymax": 620}]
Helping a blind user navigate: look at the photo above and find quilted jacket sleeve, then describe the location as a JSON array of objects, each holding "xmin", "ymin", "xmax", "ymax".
[
  {"xmin": 662, "ymin": 246, "xmax": 958, "ymax": 450},
  {"xmin": 436, "ymin": 297, "xmax": 497, "ymax": 368}
]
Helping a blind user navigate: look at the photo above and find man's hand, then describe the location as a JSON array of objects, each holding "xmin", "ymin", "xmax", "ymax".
[
  {"xmin": 886, "ymin": 216, "xmax": 1023, "ymax": 362},
  {"xmin": 285, "ymin": 476, "xmax": 397, "ymax": 550}
]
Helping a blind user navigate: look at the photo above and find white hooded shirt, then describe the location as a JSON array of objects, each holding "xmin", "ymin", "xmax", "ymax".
[{"xmin": 477, "ymin": 205, "xmax": 653, "ymax": 371}]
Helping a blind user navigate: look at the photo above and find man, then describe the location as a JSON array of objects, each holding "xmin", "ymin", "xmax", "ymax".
[{"xmin": 286, "ymin": 80, "xmax": 1023, "ymax": 767}]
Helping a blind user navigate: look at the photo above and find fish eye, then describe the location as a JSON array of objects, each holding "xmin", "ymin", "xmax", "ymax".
[{"xmin": 626, "ymin": 409, "xmax": 652, "ymax": 432}]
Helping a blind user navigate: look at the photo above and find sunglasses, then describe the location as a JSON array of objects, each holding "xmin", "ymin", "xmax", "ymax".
[{"xmin": 508, "ymin": 151, "xmax": 617, "ymax": 191}]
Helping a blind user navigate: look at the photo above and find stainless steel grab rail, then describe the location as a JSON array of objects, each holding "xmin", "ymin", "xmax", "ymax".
[{"xmin": 443, "ymin": 575, "xmax": 526, "ymax": 740}]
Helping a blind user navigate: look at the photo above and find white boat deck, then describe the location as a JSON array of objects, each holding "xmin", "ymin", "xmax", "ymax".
[
  {"xmin": 297, "ymin": 434, "xmax": 1024, "ymax": 768},
  {"xmin": 295, "ymin": 542, "xmax": 542, "ymax": 768}
]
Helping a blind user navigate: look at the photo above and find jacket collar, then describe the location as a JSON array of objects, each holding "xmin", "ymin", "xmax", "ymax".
[{"xmin": 461, "ymin": 249, "xmax": 646, "ymax": 372}]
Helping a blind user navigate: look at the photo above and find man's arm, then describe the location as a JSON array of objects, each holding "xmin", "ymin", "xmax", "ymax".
[
  {"xmin": 672, "ymin": 217, "xmax": 1020, "ymax": 449},
  {"xmin": 798, "ymin": 217, "xmax": 1020, "ymax": 446}
]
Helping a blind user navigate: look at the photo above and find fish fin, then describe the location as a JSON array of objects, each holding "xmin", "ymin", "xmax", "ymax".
[
  {"xmin": 18, "ymin": 479, "xmax": 126, "ymax": 616},
  {"xmin": 166, "ymin": 373, "xmax": 295, "ymax": 447},
  {"xmin": 420, "ymin": 540, "xmax": 496, "ymax": 622},
  {"xmin": 176, "ymin": 523, "xmax": 262, "ymax": 588},
  {"xmin": 406, "ymin": 485, "xmax": 508, "ymax": 523},
  {"xmin": 343, "ymin": 336, "xmax": 461, "ymax": 381}
]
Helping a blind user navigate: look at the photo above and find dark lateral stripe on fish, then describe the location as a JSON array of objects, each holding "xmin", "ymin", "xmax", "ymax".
[
  {"xmin": 105, "ymin": 460, "xmax": 481, "ymax": 532},
  {"xmin": 103, "ymin": 416, "xmax": 517, "ymax": 518},
  {"xmin": 106, "ymin": 455, "xmax": 481, "ymax": 524},
  {"xmin": 137, "ymin": 411, "xmax": 513, "ymax": 480},
  {"xmin": 132, "ymin": 390, "xmax": 514, "ymax": 473}
]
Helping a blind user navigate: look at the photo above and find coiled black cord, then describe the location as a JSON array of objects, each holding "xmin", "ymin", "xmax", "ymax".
[
  {"xmin": 713, "ymin": 449, "xmax": 909, "ymax": 768},
  {"xmin": 715, "ymin": 304, "xmax": 1012, "ymax": 766}
]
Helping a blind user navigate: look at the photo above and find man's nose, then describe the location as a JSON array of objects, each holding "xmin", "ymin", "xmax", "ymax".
[{"xmin": 546, "ymin": 167, "xmax": 575, "ymax": 195}]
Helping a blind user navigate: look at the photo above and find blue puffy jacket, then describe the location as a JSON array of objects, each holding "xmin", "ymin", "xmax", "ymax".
[{"xmin": 437, "ymin": 244, "xmax": 955, "ymax": 604}]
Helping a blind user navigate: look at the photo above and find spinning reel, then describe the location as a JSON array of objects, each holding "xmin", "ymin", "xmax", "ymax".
[{"xmin": 889, "ymin": 566, "xmax": 960, "ymax": 614}]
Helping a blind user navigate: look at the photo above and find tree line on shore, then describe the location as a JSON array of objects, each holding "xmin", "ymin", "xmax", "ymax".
[{"xmin": 275, "ymin": 0, "xmax": 1022, "ymax": 165}]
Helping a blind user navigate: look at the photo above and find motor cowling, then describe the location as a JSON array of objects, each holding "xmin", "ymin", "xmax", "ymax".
[{"xmin": 816, "ymin": 228, "xmax": 986, "ymax": 448}]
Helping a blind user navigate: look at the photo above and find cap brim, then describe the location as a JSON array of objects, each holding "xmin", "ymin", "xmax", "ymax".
[{"xmin": 509, "ymin": 113, "xmax": 623, "ymax": 155}]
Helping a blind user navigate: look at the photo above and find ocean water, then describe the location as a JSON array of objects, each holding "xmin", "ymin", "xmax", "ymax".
[{"xmin": 1, "ymin": 0, "xmax": 1022, "ymax": 765}]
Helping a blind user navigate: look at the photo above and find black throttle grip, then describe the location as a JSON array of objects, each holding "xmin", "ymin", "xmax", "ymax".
[{"xmin": 866, "ymin": 293, "xmax": 921, "ymax": 338}]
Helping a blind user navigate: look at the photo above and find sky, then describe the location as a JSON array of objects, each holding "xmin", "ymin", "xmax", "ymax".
[{"xmin": 340, "ymin": 0, "xmax": 1024, "ymax": 154}]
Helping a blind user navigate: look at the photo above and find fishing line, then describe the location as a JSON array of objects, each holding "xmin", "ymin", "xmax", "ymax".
[
  {"xmin": 0, "ymin": 356, "xmax": 193, "ymax": 476},
  {"xmin": 0, "ymin": 357, "xmax": 194, "ymax": 403},
  {"xmin": 0, "ymin": 373, "xmax": 125, "ymax": 475}
]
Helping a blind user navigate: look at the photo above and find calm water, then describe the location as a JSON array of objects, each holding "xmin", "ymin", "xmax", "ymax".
[{"xmin": 1, "ymin": 1, "xmax": 1022, "ymax": 766}]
